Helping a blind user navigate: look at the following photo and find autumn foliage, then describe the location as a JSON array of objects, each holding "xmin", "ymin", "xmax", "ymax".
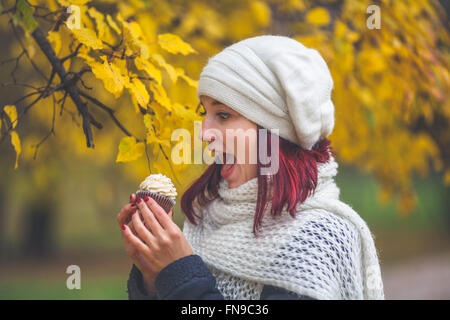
[{"xmin": 0, "ymin": 0, "xmax": 448, "ymax": 216}]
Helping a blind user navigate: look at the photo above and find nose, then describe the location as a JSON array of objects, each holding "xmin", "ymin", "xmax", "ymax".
[{"xmin": 199, "ymin": 118, "xmax": 216, "ymax": 143}]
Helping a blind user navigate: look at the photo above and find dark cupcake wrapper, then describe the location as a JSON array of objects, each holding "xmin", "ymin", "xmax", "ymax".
[{"xmin": 135, "ymin": 190, "xmax": 175, "ymax": 213}]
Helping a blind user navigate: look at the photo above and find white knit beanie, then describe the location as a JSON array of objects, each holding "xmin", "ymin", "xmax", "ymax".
[{"xmin": 197, "ymin": 35, "xmax": 335, "ymax": 150}]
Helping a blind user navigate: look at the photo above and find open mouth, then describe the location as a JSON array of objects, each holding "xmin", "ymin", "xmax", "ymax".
[{"xmin": 219, "ymin": 152, "xmax": 236, "ymax": 179}]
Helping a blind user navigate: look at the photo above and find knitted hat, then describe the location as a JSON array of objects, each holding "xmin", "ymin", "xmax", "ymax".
[{"xmin": 197, "ymin": 35, "xmax": 335, "ymax": 150}]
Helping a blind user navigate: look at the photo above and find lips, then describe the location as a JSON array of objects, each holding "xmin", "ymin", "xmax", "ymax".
[{"xmin": 219, "ymin": 152, "xmax": 236, "ymax": 179}]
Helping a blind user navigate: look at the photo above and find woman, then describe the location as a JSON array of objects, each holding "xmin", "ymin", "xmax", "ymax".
[{"xmin": 117, "ymin": 35, "xmax": 385, "ymax": 300}]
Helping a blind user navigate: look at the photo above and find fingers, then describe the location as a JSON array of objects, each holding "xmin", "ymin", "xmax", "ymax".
[
  {"xmin": 117, "ymin": 200, "xmax": 137, "ymax": 228},
  {"xmin": 121, "ymin": 219, "xmax": 142, "ymax": 256},
  {"xmin": 121, "ymin": 218, "xmax": 137, "ymax": 244},
  {"xmin": 127, "ymin": 219, "xmax": 137, "ymax": 236},
  {"xmin": 144, "ymin": 197, "xmax": 175, "ymax": 232},
  {"xmin": 120, "ymin": 219, "xmax": 135, "ymax": 252},
  {"xmin": 132, "ymin": 208, "xmax": 157, "ymax": 247},
  {"xmin": 168, "ymin": 207, "xmax": 173, "ymax": 220},
  {"xmin": 136, "ymin": 197, "xmax": 165, "ymax": 237},
  {"xmin": 121, "ymin": 223, "xmax": 152, "ymax": 257}
]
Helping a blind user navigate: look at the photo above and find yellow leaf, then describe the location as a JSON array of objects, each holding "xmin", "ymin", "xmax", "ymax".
[
  {"xmin": 4, "ymin": 105, "xmax": 18, "ymax": 129},
  {"xmin": 116, "ymin": 136, "xmax": 145, "ymax": 162},
  {"xmin": 106, "ymin": 14, "xmax": 121, "ymax": 35},
  {"xmin": 126, "ymin": 77, "xmax": 150, "ymax": 106},
  {"xmin": 175, "ymin": 67, "xmax": 198, "ymax": 88},
  {"xmin": 88, "ymin": 57, "xmax": 126, "ymax": 97},
  {"xmin": 71, "ymin": 28, "xmax": 103, "ymax": 50},
  {"xmin": 172, "ymin": 102, "xmax": 201, "ymax": 122},
  {"xmin": 129, "ymin": 94, "xmax": 141, "ymax": 114},
  {"xmin": 47, "ymin": 31, "xmax": 62, "ymax": 55},
  {"xmin": 148, "ymin": 101, "xmax": 166, "ymax": 127},
  {"xmin": 157, "ymin": 33, "xmax": 198, "ymax": 55},
  {"xmin": 135, "ymin": 57, "xmax": 162, "ymax": 84},
  {"xmin": 116, "ymin": 13, "xmax": 143, "ymax": 39},
  {"xmin": 78, "ymin": 52, "xmax": 95, "ymax": 64},
  {"xmin": 358, "ymin": 49, "xmax": 386, "ymax": 74},
  {"xmin": 143, "ymin": 114, "xmax": 154, "ymax": 131},
  {"xmin": 149, "ymin": 81, "xmax": 172, "ymax": 111},
  {"xmin": 131, "ymin": 39, "xmax": 150, "ymax": 59},
  {"xmin": 306, "ymin": 7, "xmax": 330, "ymax": 26},
  {"xmin": 10, "ymin": 130, "xmax": 21, "ymax": 169},
  {"xmin": 334, "ymin": 20, "xmax": 360, "ymax": 43},
  {"xmin": 87, "ymin": 7, "xmax": 107, "ymax": 39},
  {"xmin": 250, "ymin": 0, "xmax": 271, "ymax": 27},
  {"xmin": 146, "ymin": 131, "xmax": 171, "ymax": 148},
  {"xmin": 151, "ymin": 53, "xmax": 178, "ymax": 83}
]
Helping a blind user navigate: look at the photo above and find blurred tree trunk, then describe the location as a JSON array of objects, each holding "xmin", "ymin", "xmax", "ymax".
[{"xmin": 20, "ymin": 196, "xmax": 56, "ymax": 259}]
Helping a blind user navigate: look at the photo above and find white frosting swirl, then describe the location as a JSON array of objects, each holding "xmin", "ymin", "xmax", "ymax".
[{"xmin": 137, "ymin": 173, "xmax": 177, "ymax": 201}]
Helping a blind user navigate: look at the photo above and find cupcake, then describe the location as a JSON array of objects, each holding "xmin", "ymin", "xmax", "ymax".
[{"xmin": 135, "ymin": 173, "xmax": 177, "ymax": 213}]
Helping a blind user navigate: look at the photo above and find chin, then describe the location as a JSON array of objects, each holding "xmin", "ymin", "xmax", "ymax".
[{"xmin": 224, "ymin": 169, "xmax": 243, "ymax": 188}]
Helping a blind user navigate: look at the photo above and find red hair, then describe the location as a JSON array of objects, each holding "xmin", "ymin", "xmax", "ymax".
[{"xmin": 181, "ymin": 125, "xmax": 336, "ymax": 237}]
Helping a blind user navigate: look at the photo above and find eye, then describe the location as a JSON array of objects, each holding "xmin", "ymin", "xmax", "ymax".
[{"xmin": 217, "ymin": 112, "xmax": 230, "ymax": 120}]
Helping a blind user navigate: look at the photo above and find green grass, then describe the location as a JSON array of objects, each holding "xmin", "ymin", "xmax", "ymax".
[{"xmin": 0, "ymin": 275, "xmax": 128, "ymax": 300}]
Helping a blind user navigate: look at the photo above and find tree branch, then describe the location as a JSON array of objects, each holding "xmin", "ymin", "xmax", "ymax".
[
  {"xmin": 78, "ymin": 90, "xmax": 136, "ymax": 138},
  {"xmin": 32, "ymin": 93, "xmax": 57, "ymax": 160},
  {"xmin": 31, "ymin": 27, "xmax": 95, "ymax": 148}
]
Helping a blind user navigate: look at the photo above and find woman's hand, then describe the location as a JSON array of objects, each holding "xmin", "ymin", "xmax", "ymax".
[
  {"xmin": 117, "ymin": 194, "xmax": 168, "ymax": 293},
  {"xmin": 117, "ymin": 197, "xmax": 151, "ymax": 276},
  {"xmin": 121, "ymin": 195, "xmax": 194, "ymax": 277},
  {"xmin": 122, "ymin": 219, "xmax": 159, "ymax": 293}
]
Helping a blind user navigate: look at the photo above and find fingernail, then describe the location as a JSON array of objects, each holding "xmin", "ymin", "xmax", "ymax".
[
  {"xmin": 144, "ymin": 196, "xmax": 150, "ymax": 202},
  {"xmin": 129, "ymin": 194, "xmax": 133, "ymax": 202},
  {"xmin": 137, "ymin": 197, "xmax": 142, "ymax": 204},
  {"xmin": 122, "ymin": 224, "xmax": 126, "ymax": 230},
  {"xmin": 133, "ymin": 208, "xmax": 137, "ymax": 214},
  {"xmin": 131, "ymin": 203, "xmax": 136, "ymax": 207}
]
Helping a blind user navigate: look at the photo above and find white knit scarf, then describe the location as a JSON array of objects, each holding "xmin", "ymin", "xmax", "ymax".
[{"xmin": 182, "ymin": 156, "xmax": 385, "ymax": 300}]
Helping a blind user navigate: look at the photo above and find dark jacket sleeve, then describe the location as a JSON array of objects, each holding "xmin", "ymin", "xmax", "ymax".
[
  {"xmin": 127, "ymin": 263, "xmax": 159, "ymax": 300},
  {"xmin": 127, "ymin": 254, "xmax": 316, "ymax": 300}
]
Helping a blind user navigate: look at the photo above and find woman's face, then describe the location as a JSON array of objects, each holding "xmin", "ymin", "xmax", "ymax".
[{"xmin": 199, "ymin": 95, "xmax": 258, "ymax": 188}]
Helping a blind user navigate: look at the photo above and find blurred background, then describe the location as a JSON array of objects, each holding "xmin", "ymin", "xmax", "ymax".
[{"xmin": 0, "ymin": 0, "xmax": 449, "ymax": 299}]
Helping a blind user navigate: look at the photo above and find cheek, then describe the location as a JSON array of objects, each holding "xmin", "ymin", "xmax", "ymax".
[
  {"xmin": 202, "ymin": 118, "xmax": 223, "ymax": 137},
  {"xmin": 245, "ymin": 132, "xmax": 258, "ymax": 161},
  {"xmin": 230, "ymin": 124, "xmax": 257, "ymax": 158}
]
